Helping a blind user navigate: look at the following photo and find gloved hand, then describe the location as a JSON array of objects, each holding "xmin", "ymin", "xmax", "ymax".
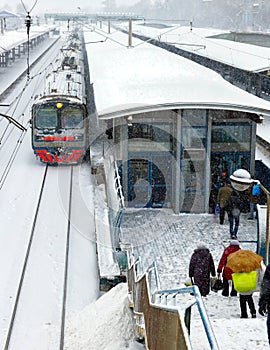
[
  {"xmin": 259, "ymin": 301, "xmax": 268, "ymax": 316},
  {"xmin": 184, "ymin": 277, "xmax": 192, "ymax": 286}
]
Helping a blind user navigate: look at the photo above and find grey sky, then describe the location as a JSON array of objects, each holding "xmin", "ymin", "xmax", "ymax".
[{"xmin": 15, "ymin": 0, "xmax": 140, "ymax": 15}]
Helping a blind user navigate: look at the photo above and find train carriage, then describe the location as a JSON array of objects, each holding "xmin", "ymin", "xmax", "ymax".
[{"xmin": 31, "ymin": 29, "xmax": 88, "ymax": 165}]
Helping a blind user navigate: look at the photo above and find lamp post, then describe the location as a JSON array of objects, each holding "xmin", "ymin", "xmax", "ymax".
[{"xmin": 230, "ymin": 169, "xmax": 270, "ymax": 263}]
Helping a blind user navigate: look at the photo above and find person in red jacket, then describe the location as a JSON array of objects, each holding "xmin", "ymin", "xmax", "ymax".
[{"xmin": 217, "ymin": 240, "xmax": 241, "ymax": 297}]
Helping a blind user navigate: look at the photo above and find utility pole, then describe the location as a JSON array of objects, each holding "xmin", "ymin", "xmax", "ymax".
[
  {"xmin": 128, "ymin": 18, "xmax": 132, "ymax": 47},
  {"xmin": 0, "ymin": 17, "xmax": 4, "ymax": 35}
]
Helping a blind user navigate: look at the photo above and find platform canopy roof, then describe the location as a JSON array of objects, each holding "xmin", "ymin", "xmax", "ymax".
[
  {"xmin": 84, "ymin": 25, "xmax": 270, "ymax": 120},
  {"xmin": 129, "ymin": 22, "xmax": 270, "ymax": 73},
  {"xmin": 0, "ymin": 10, "xmax": 19, "ymax": 18}
]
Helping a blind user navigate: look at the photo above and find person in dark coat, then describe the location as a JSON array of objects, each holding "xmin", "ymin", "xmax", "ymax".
[
  {"xmin": 226, "ymin": 189, "xmax": 241, "ymax": 239},
  {"xmin": 217, "ymin": 239, "xmax": 241, "ymax": 297},
  {"xmin": 258, "ymin": 264, "xmax": 270, "ymax": 344},
  {"xmin": 189, "ymin": 243, "xmax": 216, "ymax": 297},
  {"xmin": 216, "ymin": 180, "xmax": 232, "ymax": 225}
]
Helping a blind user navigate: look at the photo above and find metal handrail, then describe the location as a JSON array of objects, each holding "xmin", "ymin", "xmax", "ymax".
[
  {"xmin": 114, "ymin": 160, "xmax": 125, "ymax": 209},
  {"xmin": 127, "ymin": 250, "xmax": 220, "ymax": 350},
  {"xmin": 153, "ymin": 286, "xmax": 219, "ymax": 350},
  {"xmin": 259, "ymin": 183, "xmax": 270, "ymax": 263}
]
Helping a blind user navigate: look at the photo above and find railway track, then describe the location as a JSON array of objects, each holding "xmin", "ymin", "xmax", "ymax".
[
  {"xmin": 0, "ymin": 31, "xmax": 99, "ymax": 349},
  {"xmin": 3, "ymin": 165, "xmax": 74, "ymax": 350},
  {"xmin": 0, "ymin": 37, "xmax": 65, "ymax": 190}
]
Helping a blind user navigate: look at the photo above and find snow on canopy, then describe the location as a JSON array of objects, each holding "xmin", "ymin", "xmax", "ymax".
[{"xmin": 84, "ymin": 27, "xmax": 270, "ymax": 120}]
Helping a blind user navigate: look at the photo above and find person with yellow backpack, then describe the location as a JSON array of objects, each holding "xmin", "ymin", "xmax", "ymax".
[{"xmin": 232, "ymin": 261, "xmax": 265, "ymax": 318}]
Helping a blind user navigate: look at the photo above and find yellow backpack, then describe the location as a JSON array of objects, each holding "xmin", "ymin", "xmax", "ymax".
[{"xmin": 232, "ymin": 271, "xmax": 257, "ymax": 293}]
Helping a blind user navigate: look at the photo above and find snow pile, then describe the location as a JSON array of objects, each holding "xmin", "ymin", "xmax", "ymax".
[
  {"xmin": 64, "ymin": 280, "xmax": 270, "ymax": 350},
  {"xmin": 64, "ymin": 283, "xmax": 136, "ymax": 350}
]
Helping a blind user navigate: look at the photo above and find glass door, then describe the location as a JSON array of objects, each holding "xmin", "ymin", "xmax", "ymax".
[{"xmin": 128, "ymin": 153, "xmax": 171, "ymax": 208}]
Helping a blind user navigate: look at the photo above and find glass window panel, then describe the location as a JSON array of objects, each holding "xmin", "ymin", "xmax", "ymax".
[
  {"xmin": 181, "ymin": 159, "xmax": 205, "ymax": 191},
  {"xmin": 181, "ymin": 192, "xmax": 205, "ymax": 212},
  {"xmin": 182, "ymin": 109, "xmax": 207, "ymax": 126},
  {"xmin": 61, "ymin": 106, "xmax": 84, "ymax": 128},
  {"xmin": 35, "ymin": 106, "xmax": 57, "ymax": 129},
  {"xmin": 182, "ymin": 127, "xmax": 206, "ymax": 149},
  {"xmin": 180, "ymin": 111, "xmax": 208, "ymax": 212},
  {"xmin": 151, "ymin": 154, "xmax": 171, "ymax": 204},
  {"xmin": 128, "ymin": 158, "xmax": 150, "ymax": 205},
  {"xmin": 128, "ymin": 123, "xmax": 172, "ymax": 151},
  {"xmin": 212, "ymin": 123, "xmax": 251, "ymax": 152}
]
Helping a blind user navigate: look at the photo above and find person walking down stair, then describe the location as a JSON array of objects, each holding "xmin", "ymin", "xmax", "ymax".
[
  {"xmin": 248, "ymin": 180, "xmax": 260, "ymax": 220},
  {"xmin": 239, "ymin": 289, "xmax": 257, "ymax": 318},
  {"xmin": 216, "ymin": 179, "xmax": 232, "ymax": 225},
  {"xmin": 237, "ymin": 262, "xmax": 265, "ymax": 319},
  {"xmin": 189, "ymin": 243, "xmax": 216, "ymax": 297},
  {"xmin": 226, "ymin": 189, "xmax": 241, "ymax": 239},
  {"xmin": 217, "ymin": 240, "xmax": 241, "ymax": 297}
]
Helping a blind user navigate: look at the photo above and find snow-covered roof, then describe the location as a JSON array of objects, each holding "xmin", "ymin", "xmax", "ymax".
[
  {"xmin": 0, "ymin": 25, "xmax": 57, "ymax": 53},
  {"xmin": 0, "ymin": 10, "xmax": 19, "ymax": 18},
  {"xmin": 84, "ymin": 27, "xmax": 270, "ymax": 120},
  {"xmin": 130, "ymin": 23, "xmax": 270, "ymax": 73}
]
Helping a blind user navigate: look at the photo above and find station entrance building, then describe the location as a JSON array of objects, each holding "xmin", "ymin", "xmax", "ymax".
[
  {"xmin": 83, "ymin": 26, "xmax": 270, "ymax": 214},
  {"xmin": 108, "ymin": 108, "xmax": 257, "ymax": 213}
]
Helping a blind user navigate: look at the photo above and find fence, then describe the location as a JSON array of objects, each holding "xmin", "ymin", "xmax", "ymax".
[
  {"xmin": 257, "ymin": 182, "xmax": 270, "ymax": 264},
  {"xmin": 127, "ymin": 252, "xmax": 220, "ymax": 350},
  {"xmin": 103, "ymin": 156, "xmax": 125, "ymax": 249}
]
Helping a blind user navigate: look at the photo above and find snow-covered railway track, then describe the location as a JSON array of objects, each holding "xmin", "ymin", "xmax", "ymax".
[{"xmin": 3, "ymin": 165, "xmax": 74, "ymax": 350}]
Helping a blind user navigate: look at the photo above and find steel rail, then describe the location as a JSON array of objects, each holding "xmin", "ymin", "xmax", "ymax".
[
  {"xmin": 59, "ymin": 165, "xmax": 74, "ymax": 350},
  {"xmin": 3, "ymin": 165, "xmax": 48, "ymax": 350}
]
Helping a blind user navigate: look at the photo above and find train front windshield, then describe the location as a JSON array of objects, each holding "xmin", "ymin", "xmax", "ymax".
[
  {"xmin": 35, "ymin": 104, "xmax": 84, "ymax": 129},
  {"xmin": 61, "ymin": 106, "xmax": 84, "ymax": 128},
  {"xmin": 35, "ymin": 106, "xmax": 57, "ymax": 129}
]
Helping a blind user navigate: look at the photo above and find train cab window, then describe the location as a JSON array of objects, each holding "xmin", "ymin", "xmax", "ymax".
[
  {"xmin": 61, "ymin": 107, "xmax": 84, "ymax": 128},
  {"xmin": 35, "ymin": 107, "xmax": 57, "ymax": 129}
]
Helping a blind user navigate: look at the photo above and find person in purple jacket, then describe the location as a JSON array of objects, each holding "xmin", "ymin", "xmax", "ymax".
[{"xmin": 189, "ymin": 243, "xmax": 216, "ymax": 297}]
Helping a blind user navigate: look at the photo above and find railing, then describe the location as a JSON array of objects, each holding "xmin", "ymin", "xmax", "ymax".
[
  {"xmin": 258, "ymin": 183, "xmax": 270, "ymax": 264},
  {"xmin": 127, "ymin": 252, "xmax": 220, "ymax": 350},
  {"xmin": 103, "ymin": 155, "xmax": 125, "ymax": 249}
]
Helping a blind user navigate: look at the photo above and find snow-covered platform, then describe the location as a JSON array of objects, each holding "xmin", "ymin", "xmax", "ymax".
[
  {"xmin": 120, "ymin": 208, "xmax": 259, "ymax": 289},
  {"xmin": 0, "ymin": 25, "xmax": 57, "ymax": 67}
]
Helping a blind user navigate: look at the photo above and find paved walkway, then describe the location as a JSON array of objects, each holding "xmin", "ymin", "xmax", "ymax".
[{"xmin": 120, "ymin": 208, "xmax": 258, "ymax": 289}]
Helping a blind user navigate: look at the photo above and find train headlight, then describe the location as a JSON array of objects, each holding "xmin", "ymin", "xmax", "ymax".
[{"xmin": 56, "ymin": 102, "xmax": 63, "ymax": 109}]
